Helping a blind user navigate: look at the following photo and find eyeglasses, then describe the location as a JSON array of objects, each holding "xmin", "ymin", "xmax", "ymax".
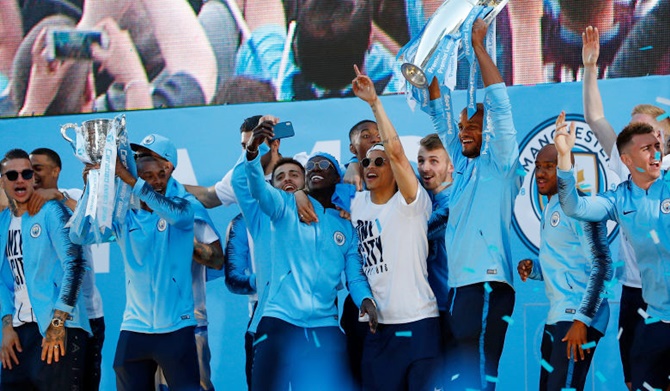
[
  {"xmin": 361, "ymin": 157, "xmax": 387, "ymax": 168},
  {"xmin": 305, "ymin": 160, "xmax": 333, "ymax": 171},
  {"xmin": 3, "ymin": 169, "xmax": 34, "ymax": 181}
]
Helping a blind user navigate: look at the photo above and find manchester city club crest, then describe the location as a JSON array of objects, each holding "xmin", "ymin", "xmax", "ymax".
[
  {"xmin": 143, "ymin": 135, "xmax": 155, "ymax": 145},
  {"xmin": 157, "ymin": 218, "xmax": 167, "ymax": 232},
  {"xmin": 513, "ymin": 114, "xmax": 619, "ymax": 254},
  {"xmin": 661, "ymin": 199, "xmax": 670, "ymax": 214},
  {"xmin": 30, "ymin": 223, "xmax": 41, "ymax": 238},
  {"xmin": 333, "ymin": 231, "xmax": 345, "ymax": 246},
  {"xmin": 550, "ymin": 211, "xmax": 560, "ymax": 227}
]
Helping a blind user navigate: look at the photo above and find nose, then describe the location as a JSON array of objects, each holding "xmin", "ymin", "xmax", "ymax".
[{"xmin": 371, "ymin": 133, "xmax": 381, "ymax": 143}]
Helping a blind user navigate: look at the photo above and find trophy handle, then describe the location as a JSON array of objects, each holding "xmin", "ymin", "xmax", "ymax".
[{"xmin": 60, "ymin": 123, "xmax": 78, "ymax": 150}]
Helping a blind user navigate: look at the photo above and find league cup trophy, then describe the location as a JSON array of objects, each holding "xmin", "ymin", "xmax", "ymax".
[
  {"xmin": 60, "ymin": 115, "xmax": 135, "ymax": 242},
  {"xmin": 399, "ymin": 0, "xmax": 508, "ymax": 89}
]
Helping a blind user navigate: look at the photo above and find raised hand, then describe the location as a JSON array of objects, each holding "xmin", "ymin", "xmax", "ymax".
[
  {"xmin": 553, "ymin": 111, "xmax": 576, "ymax": 157},
  {"xmin": 351, "ymin": 65, "xmax": 378, "ymax": 105},
  {"xmin": 582, "ymin": 26, "xmax": 600, "ymax": 67}
]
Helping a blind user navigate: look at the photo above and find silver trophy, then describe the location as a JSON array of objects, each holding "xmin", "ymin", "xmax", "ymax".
[
  {"xmin": 400, "ymin": 0, "xmax": 508, "ymax": 88},
  {"xmin": 60, "ymin": 116, "xmax": 125, "ymax": 163}
]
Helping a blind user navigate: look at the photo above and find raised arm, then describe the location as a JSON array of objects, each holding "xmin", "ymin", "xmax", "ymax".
[
  {"xmin": 426, "ymin": 78, "xmax": 462, "ymax": 168},
  {"xmin": 582, "ymin": 26, "xmax": 617, "ymax": 156},
  {"xmin": 555, "ymin": 113, "xmax": 615, "ymax": 221},
  {"xmin": 472, "ymin": 19, "xmax": 503, "ymax": 87},
  {"xmin": 140, "ymin": 0, "xmax": 217, "ymax": 103},
  {"xmin": 133, "ymin": 179, "xmax": 194, "ymax": 229},
  {"xmin": 352, "ymin": 65, "xmax": 418, "ymax": 203}
]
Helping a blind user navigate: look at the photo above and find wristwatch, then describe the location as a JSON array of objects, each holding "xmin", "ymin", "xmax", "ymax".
[
  {"xmin": 60, "ymin": 191, "xmax": 70, "ymax": 203},
  {"xmin": 51, "ymin": 318, "xmax": 64, "ymax": 328}
]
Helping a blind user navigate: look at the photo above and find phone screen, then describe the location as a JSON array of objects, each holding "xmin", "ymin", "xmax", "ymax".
[
  {"xmin": 52, "ymin": 30, "xmax": 103, "ymax": 59},
  {"xmin": 272, "ymin": 121, "xmax": 295, "ymax": 140}
]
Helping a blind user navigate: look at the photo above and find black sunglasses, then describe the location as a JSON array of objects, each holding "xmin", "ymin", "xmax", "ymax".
[
  {"xmin": 361, "ymin": 157, "xmax": 386, "ymax": 168},
  {"xmin": 3, "ymin": 169, "xmax": 34, "ymax": 181},
  {"xmin": 305, "ymin": 160, "xmax": 333, "ymax": 171}
]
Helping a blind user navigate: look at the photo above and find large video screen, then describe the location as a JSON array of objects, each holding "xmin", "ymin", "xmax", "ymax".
[{"xmin": 0, "ymin": 0, "xmax": 668, "ymax": 118}]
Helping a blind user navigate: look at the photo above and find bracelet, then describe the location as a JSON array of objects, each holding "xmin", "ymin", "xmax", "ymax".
[
  {"xmin": 60, "ymin": 191, "xmax": 70, "ymax": 203},
  {"xmin": 246, "ymin": 146, "xmax": 258, "ymax": 154}
]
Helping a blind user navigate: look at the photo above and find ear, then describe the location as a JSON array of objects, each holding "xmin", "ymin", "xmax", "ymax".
[
  {"xmin": 620, "ymin": 152, "xmax": 632, "ymax": 167},
  {"xmin": 349, "ymin": 142, "xmax": 356, "ymax": 155}
]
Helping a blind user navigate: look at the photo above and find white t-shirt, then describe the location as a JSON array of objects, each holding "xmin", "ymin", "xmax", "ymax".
[
  {"xmin": 192, "ymin": 220, "xmax": 219, "ymax": 327},
  {"xmin": 5, "ymin": 215, "xmax": 36, "ymax": 326},
  {"xmin": 350, "ymin": 186, "xmax": 438, "ymax": 324},
  {"xmin": 607, "ymin": 148, "xmax": 670, "ymax": 288}
]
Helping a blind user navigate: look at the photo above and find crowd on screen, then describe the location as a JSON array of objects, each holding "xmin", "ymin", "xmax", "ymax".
[{"xmin": 0, "ymin": 0, "xmax": 669, "ymax": 117}]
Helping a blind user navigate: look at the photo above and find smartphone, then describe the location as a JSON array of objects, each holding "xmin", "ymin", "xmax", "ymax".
[
  {"xmin": 46, "ymin": 29, "xmax": 108, "ymax": 61},
  {"xmin": 272, "ymin": 121, "xmax": 295, "ymax": 140}
]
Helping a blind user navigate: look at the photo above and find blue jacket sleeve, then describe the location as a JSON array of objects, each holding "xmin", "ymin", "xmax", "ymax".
[
  {"xmin": 427, "ymin": 189, "xmax": 449, "ymax": 241},
  {"xmin": 245, "ymin": 153, "xmax": 289, "ymax": 221},
  {"xmin": 343, "ymin": 230, "xmax": 374, "ymax": 308},
  {"xmin": 428, "ymin": 92, "xmax": 464, "ymax": 170},
  {"xmin": 557, "ymin": 168, "xmax": 616, "ymax": 222},
  {"xmin": 224, "ymin": 214, "xmax": 256, "ymax": 295},
  {"xmin": 45, "ymin": 202, "xmax": 87, "ymax": 314},
  {"xmin": 574, "ymin": 220, "xmax": 613, "ymax": 326},
  {"xmin": 132, "ymin": 178, "xmax": 194, "ymax": 229},
  {"xmin": 483, "ymin": 83, "xmax": 519, "ymax": 174}
]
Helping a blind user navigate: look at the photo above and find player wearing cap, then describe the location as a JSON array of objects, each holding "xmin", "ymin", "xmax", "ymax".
[
  {"xmin": 70, "ymin": 134, "xmax": 220, "ymax": 391},
  {"xmin": 351, "ymin": 67, "xmax": 441, "ymax": 390}
]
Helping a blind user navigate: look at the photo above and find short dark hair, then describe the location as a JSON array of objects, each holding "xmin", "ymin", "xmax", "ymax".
[
  {"xmin": 240, "ymin": 115, "xmax": 263, "ymax": 133},
  {"xmin": 616, "ymin": 122, "xmax": 656, "ymax": 154},
  {"xmin": 1, "ymin": 149, "xmax": 30, "ymax": 173},
  {"xmin": 30, "ymin": 148, "xmax": 62, "ymax": 169},
  {"xmin": 419, "ymin": 133, "xmax": 445, "ymax": 152},
  {"xmin": 348, "ymin": 119, "xmax": 377, "ymax": 141},
  {"xmin": 271, "ymin": 157, "xmax": 305, "ymax": 184},
  {"xmin": 214, "ymin": 76, "xmax": 277, "ymax": 105},
  {"xmin": 296, "ymin": 0, "xmax": 372, "ymax": 90}
]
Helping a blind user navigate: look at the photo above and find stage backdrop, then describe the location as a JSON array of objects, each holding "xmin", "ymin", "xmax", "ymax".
[{"xmin": 1, "ymin": 74, "xmax": 669, "ymax": 390}]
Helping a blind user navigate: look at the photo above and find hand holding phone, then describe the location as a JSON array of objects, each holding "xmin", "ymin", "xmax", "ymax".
[
  {"xmin": 46, "ymin": 28, "xmax": 108, "ymax": 61},
  {"xmin": 272, "ymin": 121, "xmax": 295, "ymax": 140}
]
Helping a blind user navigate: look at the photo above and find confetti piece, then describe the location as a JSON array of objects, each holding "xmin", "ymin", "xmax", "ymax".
[
  {"xmin": 253, "ymin": 334, "xmax": 268, "ymax": 346},
  {"xmin": 516, "ymin": 168, "xmax": 527, "ymax": 177},
  {"xmin": 561, "ymin": 388, "xmax": 576, "ymax": 391},
  {"xmin": 375, "ymin": 218, "xmax": 382, "ymax": 233},
  {"xmin": 617, "ymin": 327, "xmax": 623, "ymax": 340},
  {"xmin": 545, "ymin": 330, "xmax": 554, "ymax": 342},
  {"xmin": 485, "ymin": 375, "xmax": 499, "ymax": 383},
  {"xmin": 540, "ymin": 359, "xmax": 554, "ymax": 373},
  {"xmin": 463, "ymin": 267, "xmax": 476, "ymax": 274},
  {"xmin": 502, "ymin": 315, "xmax": 514, "ymax": 325},
  {"xmin": 657, "ymin": 96, "xmax": 670, "ymax": 107},
  {"xmin": 664, "ymin": 170, "xmax": 670, "ymax": 182},
  {"xmin": 638, "ymin": 308, "xmax": 650, "ymax": 319},
  {"xmin": 312, "ymin": 330, "xmax": 321, "ymax": 348},
  {"xmin": 645, "ymin": 317, "xmax": 660, "ymax": 325},
  {"xmin": 636, "ymin": 167, "xmax": 646, "ymax": 173},
  {"xmin": 612, "ymin": 261, "xmax": 624, "ymax": 269},
  {"xmin": 649, "ymin": 229, "xmax": 660, "ymax": 244},
  {"xmin": 643, "ymin": 382, "xmax": 657, "ymax": 391},
  {"xmin": 657, "ymin": 113, "xmax": 670, "ymax": 122},
  {"xmin": 484, "ymin": 282, "xmax": 492, "ymax": 293},
  {"xmin": 581, "ymin": 341, "xmax": 597, "ymax": 350},
  {"xmin": 488, "ymin": 245, "xmax": 499, "ymax": 253},
  {"xmin": 595, "ymin": 371, "xmax": 606, "ymax": 383},
  {"xmin": 451, "ymin": 374, "xmax": 460, "ymax": 381},
  {"xmin": 395, "ymin": 330, "xmax": 412, "ymax": 337},
  {"xmin": 656, "ymin": 151, "xmax": 662, "ymax": 161},
  {"xmin": 639, "ymin": 45, "xmax": 653, "ymax": 51}
]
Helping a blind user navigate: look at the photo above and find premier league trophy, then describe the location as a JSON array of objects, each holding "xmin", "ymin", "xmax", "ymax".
[
  {"xmin": 399, "ymin": 0, "xmax": 508, "ymax": 89},
  {"xmin": 60, "ymin": 115, "xmax": 135, "ymax": 242}
]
